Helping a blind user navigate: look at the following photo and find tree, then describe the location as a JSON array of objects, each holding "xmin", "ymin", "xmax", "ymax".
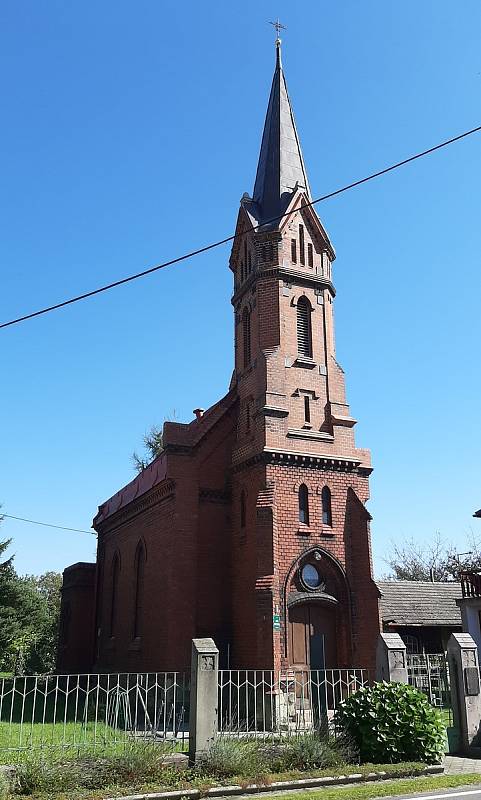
[
  {"xmin": 0, "ymin": 522, "xmax": 62, "ymax": 674},
  {"xmin": 21, "ymin": 572, "xmax": 62, "ymax": 673},
  {"xmin": 384, "ymin": 532, "xmax": 481, "ymax": 582},
  {"xmin": 132, "ymin": 425, "xmax": 164, "ymax": 472}
]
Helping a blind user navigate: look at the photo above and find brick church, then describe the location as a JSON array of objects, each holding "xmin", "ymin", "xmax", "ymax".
[{"xmin": 57, "ymin": 40, "xmax": 381, "ymax": 675}]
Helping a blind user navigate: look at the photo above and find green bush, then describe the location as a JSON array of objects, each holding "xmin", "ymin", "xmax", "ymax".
[
  {"xmin": 197, "ymin": 736, "xmax": 268, "ymax": 779},
  {"xmin": 336, "ymin": 681, "xmax": 446, "ymax": 764},
  {"xmin": 266, "ymin": 732, "xmax": 355, "ymax": 772},
  {"xmin": 198, "ymin": 731, "xmax": 356, "ymax": 778}
]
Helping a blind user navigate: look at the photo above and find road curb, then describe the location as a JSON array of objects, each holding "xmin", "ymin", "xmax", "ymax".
[{"xmin": 103, "ymin": 764, "xmax": 444, "ymax": 800}]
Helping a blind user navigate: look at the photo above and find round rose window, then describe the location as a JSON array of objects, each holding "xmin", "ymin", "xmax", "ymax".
[{"xmin": 301, "ymin": 563, "xmax": 322, "ymax": 590}]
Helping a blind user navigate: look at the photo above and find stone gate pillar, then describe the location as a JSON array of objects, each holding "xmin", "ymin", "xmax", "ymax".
[
  {"xmin": 447, "ymin": 633, "xmax": 481, "ymax": 754},
  {"xmin": 375, "ymin": 632, "xmax": 408, "ymax": 683},
  {"xmin": 189, "ymin": 638, "xmax": 219, "ymax": 764}
]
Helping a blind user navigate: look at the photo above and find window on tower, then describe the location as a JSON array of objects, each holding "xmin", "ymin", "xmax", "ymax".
[
  {"xmin": 308, "ymin": 242, "xmax": 313, "ymax": 268},
  {"xmin": 291, "ymin": 239, "xmax": 297, "ymax": 264},
  {"xmin": 296, "ymin": 297, "xmax": 312, "ymax": 358},
  {"xmin": 321, "ymin": 486, "xmax": 332, "ymax": 527},
  {"xmin": 304, "ymin": 395, "xmax": 311, "ymax": 423},
  {"xmin": 242, "ymin": 308, "xmax": 251, "ymax": 368},
  {"xmin": 299, "ymin": 484, "xmax": 309, "ymax": 526},
  {"xmin": 299, "ymin": 224, "xmax": 305, "ymax": 265}
]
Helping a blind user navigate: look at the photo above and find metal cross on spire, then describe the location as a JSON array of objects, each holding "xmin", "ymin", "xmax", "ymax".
[{"xmin": 268, "ymin": 18, "xmax": 287, "ymax": 42}]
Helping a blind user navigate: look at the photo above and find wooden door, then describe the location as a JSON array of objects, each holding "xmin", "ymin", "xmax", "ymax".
[{"xmin": 288, "ymin": 603, "xmax": 336, "ymax": 669}]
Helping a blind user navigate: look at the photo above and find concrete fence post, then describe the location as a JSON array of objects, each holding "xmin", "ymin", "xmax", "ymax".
[
  {"xmin": 447, "ymin": 632, "xmax": 481, "ymax": 754},
  {"xmin": 375, "ymin": 632, "xmax": 408, "ymax": 683},
  {"xmin": 189, "ymin": 638, "xmax": 219, "ymax": 764}
]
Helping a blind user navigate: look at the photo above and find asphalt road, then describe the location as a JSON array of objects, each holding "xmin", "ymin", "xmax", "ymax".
[{"xmin": 392, "ymin": 788, "xmax": 481, "ymax": 800}]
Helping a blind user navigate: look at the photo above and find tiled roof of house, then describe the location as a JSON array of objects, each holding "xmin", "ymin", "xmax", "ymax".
[{"xmin": 377, "ymin": 580, "xmax": 462, "ymax": 627}]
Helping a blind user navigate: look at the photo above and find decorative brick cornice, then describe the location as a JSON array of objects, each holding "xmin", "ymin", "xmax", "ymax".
[
  {"xmin": 231, "ymin": 268, "xmax": 335, "ymax": 305},
  {"xmin": 231, "ymin": 448, "xmax": 369, "ymax": 475},
  {"xmin": 199, "ymin": 488, "xmax": 231, "ymax": 504},
  {"xmin": 96, "ymin": 480, "xmax": 176, "ymax": 537}
]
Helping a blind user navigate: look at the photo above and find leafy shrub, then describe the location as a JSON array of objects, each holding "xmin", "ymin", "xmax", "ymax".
[
  {"xmin": 336, "ymin": 681, "xmax": 446, "ymax": 764},
  {"xmin": 198, "ymin": 731, "xmax": 355, "ymax": 778},
  {"xmin": 276, "ymin": 731, "xmax": 355, "ymax": 771},
  {"xmin": 197, "ymin": 736, "xmax": 268, "ymax": 779}
]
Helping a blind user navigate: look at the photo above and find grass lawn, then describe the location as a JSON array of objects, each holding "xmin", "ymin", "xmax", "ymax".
[{"xmin": 0, "ymin": 721, "xmax": 162, "ymax": 764}]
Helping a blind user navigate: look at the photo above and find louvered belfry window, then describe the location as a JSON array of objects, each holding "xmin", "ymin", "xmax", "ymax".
[
  {"xmin": 242, "ymin": 308, "xmax": 251, "ymax": 368},
  {"xmin": 296, "ymin": 297, "xmax": 312, "ymax": 358}
]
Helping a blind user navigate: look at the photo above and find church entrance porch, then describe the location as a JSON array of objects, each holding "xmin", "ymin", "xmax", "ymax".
[{"xmin": 284, "ymin": 601, "xmax": 339, "ymax": 728}]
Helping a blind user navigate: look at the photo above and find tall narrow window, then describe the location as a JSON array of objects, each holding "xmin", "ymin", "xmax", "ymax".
[
  {"xmin": 133, "ymin": 542, "xmax": 145, "ymax": 639},
  {"xmin": 248, "ymin": 250, "xmax": 252, "ymax": 273},
  {"xmin": 246, "ymin": 402, "xmax": 251, "ymax": 432},
  {"xmin": 321, "ymin": 486, "xmax": 332, "ymax": 526},
  {"xmin": 304, "ymin": 395, "xmax": 311, "ymax": 423},
  {"xmin": 307, "ymin": 242, "xmax": 313, "ymax": 268},
  {"xmin": 299, "ymin": 224, "xmax": 305, "ymax": 265},
  {"xmin": 242, "ymin": 308, "xmax": 251, "ymax": 368},
  {"xmin": 291, "ymin": 239, "xmax": 297, "ymax": 264},
  {"xmin": 297, "ymin": 297, "xmax": 312, "ymax": 358},
  {"xmin": 240, "ymin": 490, "xmax": 246, "ymax": 529},
  {"xmin": 244, "ymin": 239, "xmax": 248, "ymax": 271},
  {"xmin": 109, "ymin": 553, "xmax": 120, "ymax": 638},
  {"xmin": 299, "ymin": 484, "xmax": 309, "ymax": 526}
]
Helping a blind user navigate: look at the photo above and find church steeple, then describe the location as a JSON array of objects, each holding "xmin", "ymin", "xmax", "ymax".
[{"xmin": 252, "ymin": 39, "xmax": 311, "ymax": 226}]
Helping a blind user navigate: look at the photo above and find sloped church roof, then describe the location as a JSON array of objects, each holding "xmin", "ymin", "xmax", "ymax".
[{"xmin": 251, "ymin": 40, "xmax": 311, "ymax": 226}]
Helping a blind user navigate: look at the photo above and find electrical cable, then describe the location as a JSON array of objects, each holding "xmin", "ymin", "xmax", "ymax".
[
  {"xmin": 1, "ymin": 124, "xmax": 480, "ymax": 331},
  {"xmin": 1, "ymin": 513, "xmax": 94, "ymax": 535}
]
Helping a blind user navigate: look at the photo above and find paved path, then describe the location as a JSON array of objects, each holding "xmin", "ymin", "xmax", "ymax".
[{"xmin": 445, "ymin": 757, "xmax": 481, "ymax": 775}]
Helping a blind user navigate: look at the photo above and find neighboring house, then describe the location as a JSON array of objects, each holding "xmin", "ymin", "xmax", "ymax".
[
  {"xmin": 377, "ymin": 581, "xmax": 462, "ymax": 654},
  {"xmin": 57, "ymin": 39, "xmax": 381, "ymax": 675},
  {"xmin": 456, "ymin": 571, "xmax": 481, "ymax": 655}
]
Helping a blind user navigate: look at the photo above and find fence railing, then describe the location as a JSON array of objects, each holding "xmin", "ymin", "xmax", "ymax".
[
  {"xmin": 218, "ymin": 669, "xmax": 370, "ymax": 737},
  {"xmin": 0, "ymin": 672, "xmax": 190, "ymax": 753},
  {"xmin": 460, "ymin": 571, "xmax": 481, "ymax": 598},
  {"xmin": 407, "ymin": 654, "xmax": 453, "ymax": 725}
]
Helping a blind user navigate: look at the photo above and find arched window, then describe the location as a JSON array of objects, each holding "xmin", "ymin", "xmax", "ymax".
[
  {"xmin": 296, "ymin": 297, "xmax": 312, "ymax": 358},
  {"xmin": 242, "ymin": 308, "xmax": 251, "ymax": 368},
  {"xmin": 298, "ymin": 484, "xmax": 309, "ymax": 526},
  {"xmin": 109, "ymin": 553, "xmax": 120, "ymax": 638},
  {"xmin": 321, "ymin": 486, "xmax": 332, "ymax": 526},
  {"xmin": 133, "ymin": 542, "xmax": 146, "ymax": 639},
  {"xmin": 240, "ymin": 490, "xmax": 246, "ymax": 529}
]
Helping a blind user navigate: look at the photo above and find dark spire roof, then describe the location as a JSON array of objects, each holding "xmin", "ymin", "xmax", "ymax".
[{"xmin": 252, "ymin": 40, "xmax": 311, "ymax": 226}]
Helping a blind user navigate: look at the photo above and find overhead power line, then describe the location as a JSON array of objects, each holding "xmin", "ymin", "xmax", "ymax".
[
  {"xmin": 1, "ymin": 512, "xmax": 94, "ymax": 535},
  {"xmin": 1, "ymin": 123, "xmax": 480, "ymax": 331}
]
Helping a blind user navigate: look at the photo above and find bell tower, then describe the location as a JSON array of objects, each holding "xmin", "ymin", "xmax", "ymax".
[{"xmin": 229, "ymin": 39, "xmax": 380, "ymax": 672}]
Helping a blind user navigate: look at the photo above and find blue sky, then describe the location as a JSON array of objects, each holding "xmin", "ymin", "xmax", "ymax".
[{"xmin": 1, "ymin": 0, "xmax": 480, "ymax": 577}]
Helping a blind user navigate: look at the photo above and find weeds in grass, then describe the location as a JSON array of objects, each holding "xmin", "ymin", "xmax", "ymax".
[
  {"xmin": 0, "ymin": 773, "xmax": 10, "ymax": 800},
  {"xmin": 15, "ymin": 742, "xmax": 173, "ymax": 794}
]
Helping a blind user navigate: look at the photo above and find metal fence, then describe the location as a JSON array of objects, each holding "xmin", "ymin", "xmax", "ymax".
[
  {"xmin": 407, "ymin": 654, "xmax": 453, "ymax": 725},
  {"xmin": 218, "ymin": 668, "xmax": 370, "ymax": 737},
  {"xmin": 0, "ymin": 672, "xmax": 189, "ymax": 753}
]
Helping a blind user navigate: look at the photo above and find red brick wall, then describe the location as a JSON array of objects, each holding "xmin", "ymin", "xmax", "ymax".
[{"xmin": 57, "ymin": 563, "xmax": 96, "ymax": 673}]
